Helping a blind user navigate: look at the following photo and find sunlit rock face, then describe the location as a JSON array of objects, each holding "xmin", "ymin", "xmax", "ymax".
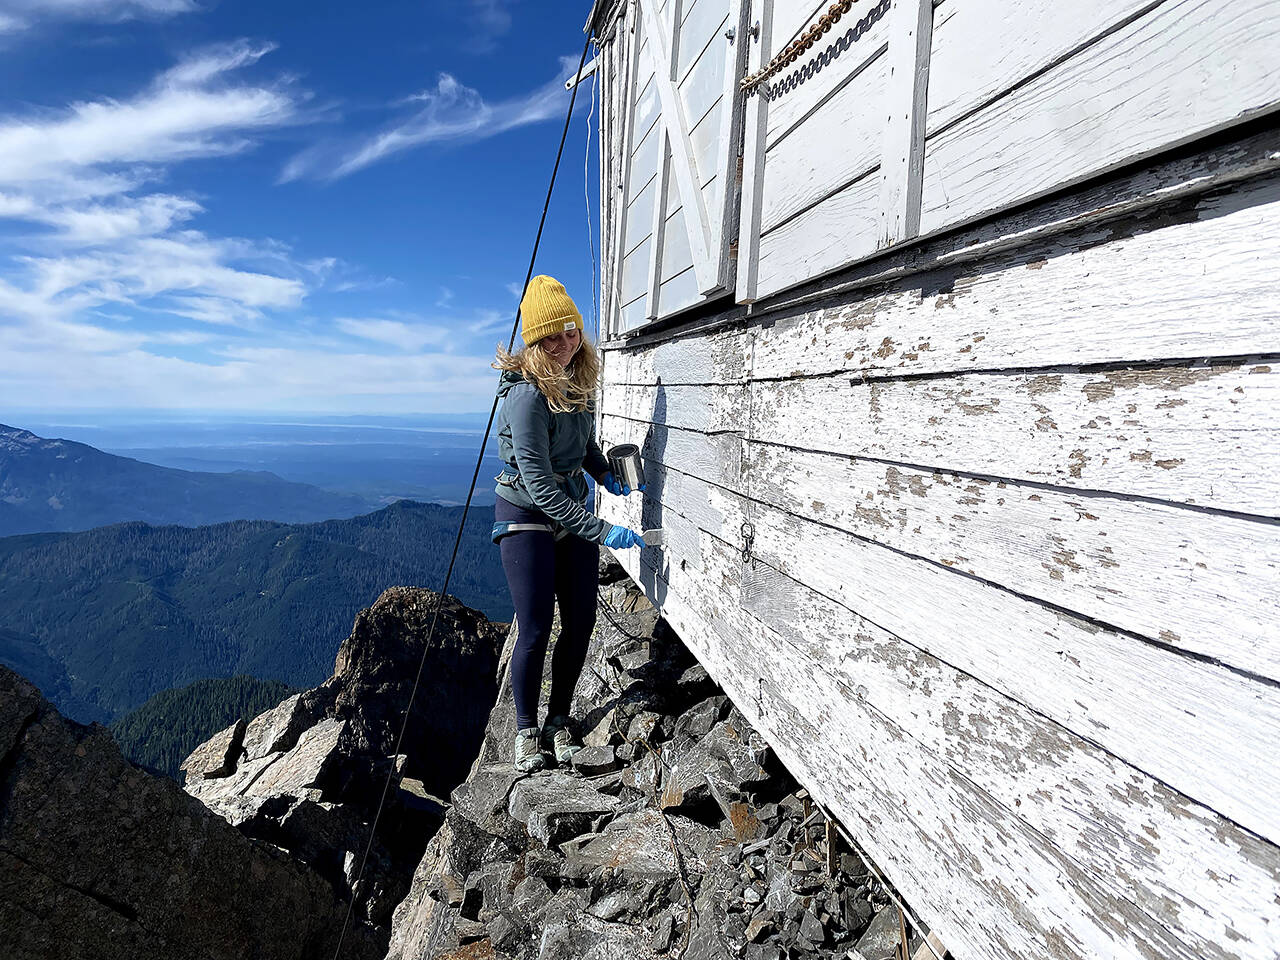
[{"xmin": 181, "ymin": 585, "xmax": 505, "ymax": 933}]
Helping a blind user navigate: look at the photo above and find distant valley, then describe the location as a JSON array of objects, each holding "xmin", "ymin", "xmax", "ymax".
[
  {"xmin": 12, "ymin": 414, "xmax": 504, "ymax": 509},
  {"xmin": 0, "ymin": 423, "xmax": 372, "ymax": 537}
]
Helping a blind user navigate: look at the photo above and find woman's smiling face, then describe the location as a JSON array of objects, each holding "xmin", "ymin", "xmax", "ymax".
[{"xmin": 541, "ymin": 328, "xmax": 581, "ymax": 369}]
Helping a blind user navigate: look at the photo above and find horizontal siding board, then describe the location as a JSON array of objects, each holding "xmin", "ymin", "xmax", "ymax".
[
  {"xmin": 623, "ymin": 178, "xmax": 657, "ymax": 255},
  {"xmin": 618, "ymin": 295, "xmax": 649, "ymax": 333},
  {"xmin": 689, "ymin": 97, "xmax": 723, "ymax": 186},
  {"xmin": 769, "ymin": 0, "xmax": 829, "ymax": 51},
  {"xmin": 751, "ymin": 179, "xmax": 1280, "ymax": 380},
  {"xmin": 677, "ymin": 26, "xmax": 728, "ymax": 145},
  {"xmin": 676, "ymin": 0, "xmax": 729, "ymax": 81},
  {"xmin": 660, "ymin": 204, "xmax": 695, "ymax": 282},
  {"xmin": 603, "ymin": 360, "xmax": 1280, "ymax": 517},
  {"xmin": 603, "ymin": 412, "xmax": 744, "ymax": 485},
  {"xmin": 620, "ymin": 237, "xmax": 653, "ymax": 305},
  {"xmin": 606, "ymin": 170, "xmax": 1280, "ymax": 383},
  {"xmin": 760, "ymin": 46, "xmax": 889, "ymax": 233},
  {"xmin": 920, "ymin": 0, "xmax": 1280, "ymax": 237},
  {"xmin": 632, "ymin": 72, "xmax": 660, "ymax": 146},
  {"xmin": 750, "ymin": 362, "xmax": 1280, "ymax": 515},
  {"xmin": 595, "ymin": 419, "xmax": 1280, "ymax": 846},
  {"xmin": 602, "ymin": 326, "xmax": 747, "ymax": 383},
  {"xmin": 606, "ymin": 379, "xmax": 746, "ymax": 433},
  {"xmin": 925, "ymin": 0, "xmax": 1162, "ymax": 136},
  {"xmin": 738, "ymin": 123, "xmax": 1280, "ymax": 320},
  {"xmin": 631, "ymin": 122, "xmax": 663, "ymax": 192},
  {"xmin": 764, "ymin": 1, "xmax": 892, "ymax": 150},
  {"xmin": 599, "ymin": 478, "xmax": 1280, "ymax": 960},
  {"xmin": 599, "ymin": 389, "xmax": 1280, "ymax": 676},
  {"xmin": 744, "ymin": 443, "xmax": 1280, "ymax": 680},
  {"xmin": 657, "ymin": 264, "xmax": 702, "ymax": 315},
  {"xmin": 755, "ymin": 168, "xmax": 881, "ymax": 299}
]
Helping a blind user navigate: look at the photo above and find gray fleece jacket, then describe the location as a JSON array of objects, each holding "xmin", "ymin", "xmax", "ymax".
[{"xmin": 494, "ymin": 370, "xmax": 612, "ymax": 543}]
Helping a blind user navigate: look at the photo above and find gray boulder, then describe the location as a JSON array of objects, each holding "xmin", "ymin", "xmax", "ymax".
[
  {"xmin": 178, "ymin": 716, "xmax": 245, "ymax": 780},
  {"xmin": 853, "ymin": 905, "xmax": 904, "ymax": 960},
  {"xmin": 508, "ymin": 771, "xmax": 620, "ymax": 847}
]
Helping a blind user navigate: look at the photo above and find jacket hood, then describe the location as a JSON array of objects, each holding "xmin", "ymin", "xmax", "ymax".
[{"xmin": 496, "ymin": 370, "xmax": 528, "ymax": 399}]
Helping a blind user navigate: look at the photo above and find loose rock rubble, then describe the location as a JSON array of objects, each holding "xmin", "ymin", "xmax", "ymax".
[
  {"xmin": 388, "ymin": 559, "xmax": 929, "ymax": 960},
  {"xmin": 181, "ymin": 586, "xmax": 506, "ymax": 938}
]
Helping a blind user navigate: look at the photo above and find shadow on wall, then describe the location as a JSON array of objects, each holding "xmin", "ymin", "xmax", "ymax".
[{"xmin": 637, "ymin": 379, "xmax": 670, "ymax": 611}]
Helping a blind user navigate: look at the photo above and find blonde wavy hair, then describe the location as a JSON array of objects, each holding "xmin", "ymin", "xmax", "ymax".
[{"xmin": 494, "ymin": 335, "xmax": 601, "ymax": 413}]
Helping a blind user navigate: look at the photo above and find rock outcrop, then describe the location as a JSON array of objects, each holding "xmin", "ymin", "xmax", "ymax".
[
  {"xmin": 0, "ymin": 665, "xmax": 383, "ymax": 960},
  {"xmin": 387, "ymin": 560, "xmax": 926, "ymax": 960},
  {"xmin": 182, "ymin": 586, "xmax": 506, "ymax": 935}
]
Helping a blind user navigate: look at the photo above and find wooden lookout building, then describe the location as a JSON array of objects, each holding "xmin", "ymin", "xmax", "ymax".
[{"xmin": 583, "ymin": 0, "xmax": 1280, "ymax": 957}]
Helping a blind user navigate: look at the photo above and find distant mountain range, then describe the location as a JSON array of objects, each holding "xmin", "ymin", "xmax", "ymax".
[
  {"xmin": 0, "ymin": 500, "xmax": 511, "ymax": 724},
  {"xmin": 0, "ymin": 423, "xmax": 372, "ymax": 537}
]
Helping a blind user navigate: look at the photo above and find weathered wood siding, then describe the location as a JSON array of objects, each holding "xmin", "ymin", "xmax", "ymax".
[
  {"xmin": 590, "ymin": 0, "xmax": 1280, "ymax": 956},
  {"xmin": 729, "ymin": 0, "xmax": 1280, "ymax": 302},
  {"xmin": 593, "ymin": 124, "xmax": 1280, "ymax": 959}
]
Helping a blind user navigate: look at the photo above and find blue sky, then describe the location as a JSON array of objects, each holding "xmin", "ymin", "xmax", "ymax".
[{"xmin": 0, "ymin": 0, "xmax": 602, "ymax": 415}]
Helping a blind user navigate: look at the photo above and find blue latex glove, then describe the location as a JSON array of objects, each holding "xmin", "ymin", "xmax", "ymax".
[
  {"xmin": 601, "ymin": 471, "xmax": 646, "ymax": 497},
  {"xmin": 604, "ymin": 525, "xmax": 645, "ymax": 550}
]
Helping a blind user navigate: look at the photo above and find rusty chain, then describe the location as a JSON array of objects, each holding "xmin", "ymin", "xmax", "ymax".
[{"xmin": 741, "ymin": 0, "xmax": 882, "ymax": 99}]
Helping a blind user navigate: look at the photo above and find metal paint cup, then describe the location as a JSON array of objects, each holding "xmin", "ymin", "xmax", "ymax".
[{"xmin": 606, "ymin": 443, "xmax": 645, "ymax": 491}]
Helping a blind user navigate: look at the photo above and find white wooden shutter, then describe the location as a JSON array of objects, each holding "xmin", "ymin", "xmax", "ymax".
[
  {"xmin": 737, "ymin": 0, "xmax": 1280, "ymax": 304},
  {"xmin": 606, "ymin": 0, "xmax": 749, "ymax": 334},
  {"xmin": 737, "ymin": 0, "xmax": 900, "ymax": 303}
]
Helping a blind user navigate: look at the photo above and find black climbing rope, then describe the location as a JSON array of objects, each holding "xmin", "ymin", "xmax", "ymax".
[{"xmin": 331, "ymin": 27, "xmax": 597, "ymax": 958}]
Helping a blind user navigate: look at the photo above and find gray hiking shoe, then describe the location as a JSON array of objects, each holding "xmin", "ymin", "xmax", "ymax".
[
  {"xmin": 514, "ymin": 727, "xmax": 546, "ymax": 774},
  {"xmin": 542, "ymin": 715, "xmax": 581, "ymax": 765}
]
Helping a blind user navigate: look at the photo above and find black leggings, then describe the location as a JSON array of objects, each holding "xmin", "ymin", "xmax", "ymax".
[{"xmin": 496, "ymin": 497, "xmax": 599, "ymax": 730}]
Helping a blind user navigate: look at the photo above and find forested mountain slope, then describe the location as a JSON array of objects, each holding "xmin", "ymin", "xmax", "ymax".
[
  {"xmin": 0, "ymin": 500, "xmax": 509, "ymax": 723},
  {"xmin": 110, "ymin": 675, "xmax": 297, "ymax": 778}
]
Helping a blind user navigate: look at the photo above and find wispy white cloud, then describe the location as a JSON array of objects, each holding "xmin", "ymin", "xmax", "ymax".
[
  {"xmin": 281, "ymin": 58, "xmax": 571, "ymax": 181},
  {"xmin": 470, "ymin": 0, "xmax": 512, "ymax": 36},
  {"xmin": 0, "ymin": 42, "xmax": 312, "ymax": 324},
  {"xmin": 0, "ymin": 42, "xmax": 293, "ymax": 190},
  {"xmin": 32, "ymin": 194, "xmax": 203, "ymax": 245},
  {"xmin": 0, "ymin": 0, "xmax": 197, "ymax": 33},
  {"xmin": 159, "ymin": 37, "xmax": 276, "ymax": 87},
  {"xmin": 467, "ymin": 307, "xmax": 511, "ymax": 336},
  {"xmin": 0, "ymin": 29, "xmax": 519, "ymax": 414},
  {"xmin": 335, "ymin": 316, "xmax": 448, "ymax": 352},
  {"xmin": 141, "ymin": 327, "xmax": 216, "ymax": 345}
]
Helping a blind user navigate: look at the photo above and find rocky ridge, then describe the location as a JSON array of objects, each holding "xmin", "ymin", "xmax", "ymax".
[
  {"xmin": 0, "ymin": 665, "xmax": 383, "ymax": 960},
  {"xmin": 181, "ymin": 586, "xmax": 506, "ymax": 939},
  {"xmin": 387, "ymin": 559, "xmax": 926, "ymax": 960}
]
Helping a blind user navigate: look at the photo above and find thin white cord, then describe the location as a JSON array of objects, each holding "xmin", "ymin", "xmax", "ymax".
[{"xmin": 584, "ymin": 57, "xmax": 599, "ymax": 339}]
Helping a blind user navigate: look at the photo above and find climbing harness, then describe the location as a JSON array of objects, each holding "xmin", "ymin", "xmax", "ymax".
[
  {"xmin": 331, "ymin": 28, "xmax": 598, "ymax": 960},
  {"xmin": 740, "ymin": 0, "xmax": 882, "ymax": 99}
]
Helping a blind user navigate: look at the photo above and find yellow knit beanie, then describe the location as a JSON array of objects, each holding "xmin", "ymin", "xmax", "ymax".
[{"xmin": 520, "ymin": 275, "xmax": 583, "ymax": 346}]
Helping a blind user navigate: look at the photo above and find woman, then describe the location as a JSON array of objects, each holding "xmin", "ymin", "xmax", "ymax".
[{"xmin": 492, "ymin": 275, "xmax": 645, "ymax": 773}]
